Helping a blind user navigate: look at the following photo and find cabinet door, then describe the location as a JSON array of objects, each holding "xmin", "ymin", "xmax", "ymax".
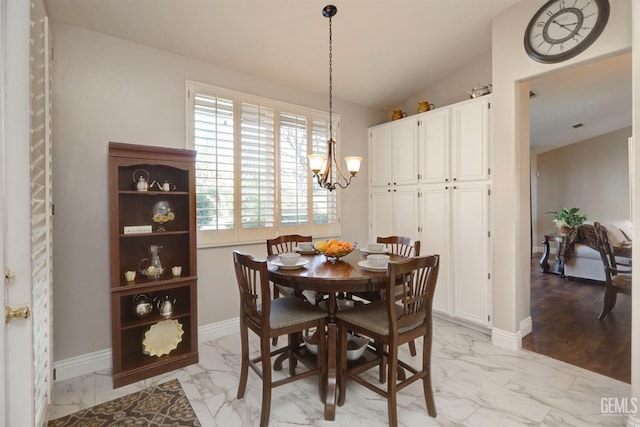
[
  {"xmin": 419, "ymin": 108, "xmax": 450, "ymax": 184},
  {"xmin": 451, "ymin": 97, "xmax": 490, "ymax": 182},
  {"xmin": 370, "ymin": 188, "xmax": 393, "ymax": 241},
  {"xmin": 369, "ymin": 124, "xmax": 393, "ymax": 187},
  {"xmin": 420, "ymin": 184, "xmax": 451, "ymax": 315},
  {"xmin": 451, "ymin": 182, "xmax": 490, "ymax": 326},
  {"xmin": 392, "ymin": 186, "xmax": 419, "ymax": 239},
  {"xmin": 391, "ymin": 117, "xmax": 419, "ymax": 186}
]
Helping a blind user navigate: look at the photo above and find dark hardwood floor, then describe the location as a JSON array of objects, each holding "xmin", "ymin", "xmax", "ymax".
[{"xmin": 522, "ymin": 254, "xmax": 631, "ymax": 383}]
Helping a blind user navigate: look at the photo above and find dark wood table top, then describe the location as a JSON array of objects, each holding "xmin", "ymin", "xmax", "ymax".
[{"xmin": 267, "ymin": 249, "xmax": 406, "ymax": 293}]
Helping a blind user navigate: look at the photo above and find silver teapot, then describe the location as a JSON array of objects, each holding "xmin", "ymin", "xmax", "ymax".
[
  {"xmin": 132, "ymin": 169, "xmax": 150, "ymax": 191},
  {"xmin": 156, "ymin": 296, "xmax": 176, "ymax": 318},
  {"xmin": 134, "ymin": 294, "xmax": 153, "ymax": 317}
]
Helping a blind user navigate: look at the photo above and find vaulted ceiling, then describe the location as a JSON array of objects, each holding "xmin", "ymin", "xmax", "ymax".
[{"xmin": 45, "ymin": 0, "xmax": 631, "ymax": 151}]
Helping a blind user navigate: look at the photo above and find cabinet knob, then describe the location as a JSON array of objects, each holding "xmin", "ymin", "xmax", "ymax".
[
  {"xmin": 453, "ymin": 177, "xmax": 457, "ymax": 181},
  {"xmin": 445, "ymin": 186, "xmax": 449, "ymax": 190},
  {"xmin": 445, "ymin": 178, "xmax": 449, "ymax": 182},
  {"xmin": 453, "ymin": 186, "xmax": 457, "ymax": 189}
]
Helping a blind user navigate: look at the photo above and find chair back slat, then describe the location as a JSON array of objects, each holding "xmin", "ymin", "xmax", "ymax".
[
  {"xmin": 387, "ymin": 255, "xmax": 439, "ymax": 333},
  {"xmin": 377, "ymin": 235, "xmax": 420, "ymax": 257},
  {"xmin": 267, "ymin": 234, "xmax": 312, "ymax": 256}
]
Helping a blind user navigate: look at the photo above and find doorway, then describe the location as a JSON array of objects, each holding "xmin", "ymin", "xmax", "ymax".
[{"xmin": 525, "ymin": 53, "xmax": 632, "ymax": 381}]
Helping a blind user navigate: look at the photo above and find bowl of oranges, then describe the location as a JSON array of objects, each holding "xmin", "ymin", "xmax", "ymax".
[{"xmin": 314, "ymin": 239, "xmax": 356, "ymax": 262}]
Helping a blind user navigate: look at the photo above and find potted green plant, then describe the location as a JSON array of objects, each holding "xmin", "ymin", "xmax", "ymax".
[{"xmin": 546, "ymin": 207, "xmax": 587, "ymax": 234}]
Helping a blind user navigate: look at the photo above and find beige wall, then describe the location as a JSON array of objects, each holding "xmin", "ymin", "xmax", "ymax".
[
  {"xmin": 535, "ymin": 127, "xmax": 632, "ymax": 246},
  {"xmin": 50, "ymin": 22, "xmax": 382, "ymax": 360}
]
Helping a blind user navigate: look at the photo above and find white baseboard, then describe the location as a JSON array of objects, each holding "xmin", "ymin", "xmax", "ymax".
[
  {"xmin": 520, "ymin": 316, "xmax": 533, "ymax": 337},
  {"xmin": 53, "ymin": 317, "xmax": 240, "ymax": 382},
  {"xmin": 54, "ymin": 348, "xmax": 112, "ymax": 382},
  {"xmin": 491, "ymin": 327, "xmax": 522, "ymax": 351}
]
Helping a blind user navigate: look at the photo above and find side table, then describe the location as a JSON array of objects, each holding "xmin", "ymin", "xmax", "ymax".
[{"xmin": 540, "ymin": 233, "xmax": 567, "ymax": 276}]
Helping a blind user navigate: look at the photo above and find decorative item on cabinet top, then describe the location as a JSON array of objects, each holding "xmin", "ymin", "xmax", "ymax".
[
  {"xmin": 392, "ymin": 109, "xmax": 408, "ymax": 121},
  {"xmin": 467, "ymin": 84, "xmax": 492, "ymax": 99},
  {"xmin": 131, "ymin": 168, "xmax": 180, "ymax": 192},
  {"xmin": 418, "ymin": 101, "xmax": 435, "ymax": 113}
]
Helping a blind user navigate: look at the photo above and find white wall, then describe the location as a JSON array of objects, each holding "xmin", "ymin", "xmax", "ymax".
[{"xmin": 50, "ymin": 22, "xmax": 381, "ymax": 360}]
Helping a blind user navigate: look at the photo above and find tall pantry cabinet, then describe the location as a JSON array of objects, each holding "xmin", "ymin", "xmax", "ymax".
[{"xmin": 369, "ymin": 96, "xmax": 492, "ymax": 328}]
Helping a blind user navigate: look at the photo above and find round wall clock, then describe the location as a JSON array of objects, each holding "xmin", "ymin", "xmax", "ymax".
[{"xmin": 524, "ymin": 0, "xmax": 610, "ymax": 64}]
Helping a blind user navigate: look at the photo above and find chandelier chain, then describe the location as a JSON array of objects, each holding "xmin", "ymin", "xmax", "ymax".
[{"xmin": 328, "ymin": 13, "xmax": 333, "ymax": 140}]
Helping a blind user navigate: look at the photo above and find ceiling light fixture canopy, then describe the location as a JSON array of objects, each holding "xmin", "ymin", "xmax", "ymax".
[{"xmin": 308, "ymin": 4, "xmax": 362, "ymax": 191}]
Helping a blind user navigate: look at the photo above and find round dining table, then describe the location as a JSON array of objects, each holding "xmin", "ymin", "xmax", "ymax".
[{"xmin": 267, "ymin": 249, "xmax": 407, "ymax": 421}]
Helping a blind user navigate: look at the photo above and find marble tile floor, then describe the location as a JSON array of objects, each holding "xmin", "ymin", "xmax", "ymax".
[{"xmin": 50, "ymin": 317, "xmax": 631, "ymax": 426}]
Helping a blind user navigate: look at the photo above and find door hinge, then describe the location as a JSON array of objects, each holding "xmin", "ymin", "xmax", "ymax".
[
  {"xmin": 50, "ymin": 47, "xmax": 54, "ymax": 61},
  {"xmin": 51, "ymin": 203, "xmax": 55, "ymax": 215},
  {"xmin": 488, "ymin": 188, "xmax": 491, "ymax": 196},
  {"xmin": 488, "ymin": 230, "xmax": 491, "ymax": 238},
  {"xmin": 488, "ymin": 102, "xmax": 491, "ymax": 109},
  {"xmin": 417, "ymin": 120, "xmax": 421, "ymax": 127},
  {"xmin": 488, "ymin": 314, "xmax": 491, "ymax": 322},
  {"xmin": 488, "ymin": 168, "xmax": 491, "ymax": 175},
  {"xmin": 488, "ymin": 273, "xmax": 491, "ymax": 280}
]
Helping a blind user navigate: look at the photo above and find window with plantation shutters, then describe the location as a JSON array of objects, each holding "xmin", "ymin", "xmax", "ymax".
[{"xmin": 187, "ymin": 81, "xmax": 340, "ymax": 246}]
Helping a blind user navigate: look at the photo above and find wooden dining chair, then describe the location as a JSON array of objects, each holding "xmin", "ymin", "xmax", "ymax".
[
  {"xmin": 363, "ymin": 235, "xmax": 421, "ymax": 357},
  {"xmin": 267, "ymin": 234, "xmax": 314, "ymax": 345},
  {"xmin": 233, "ymin": 251, "xmax": 326, "ymax": 427},
  {"xmin": 377, "ymin": 235, "xmax": 421, "ymax": 258},
  {"xmin": 594, "ymin": 222, "xmax": 632, "ymax": 320},
  {"xmin": 336, "ymin": 255, "xmax": 440, "ymax": 427}
]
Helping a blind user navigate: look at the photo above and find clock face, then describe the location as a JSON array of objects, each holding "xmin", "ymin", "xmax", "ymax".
[{"xmin": 524, "ymin": 0, "xmax": 610, "ymax": 64}]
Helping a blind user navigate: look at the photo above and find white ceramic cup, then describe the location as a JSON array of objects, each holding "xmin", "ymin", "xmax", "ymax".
[
  {"xmin": 171, "ymin": 265, "xmax": 182, "ymax": 276},
  {"xmin": 367, "ymin": 243, "xmax": 385, "ymax": 252},
  {"xmin": 279, "ymin": 252, "xmax": 301, "ymax": 266},
  {"xmin": 299, "ymin": 242, "xmax": 315, "ymax": 251},
  {"xmin": 124, "ymin": 270, "xmax": 136, "ymax": 282},
  {"xmin": 367, "ymin": 254, "xmax": 390, "ymax": 268}
]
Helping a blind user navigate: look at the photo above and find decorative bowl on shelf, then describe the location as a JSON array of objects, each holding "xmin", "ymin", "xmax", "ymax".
[
  {"xmin": 139, "ymin": 265, "xmax": 165, "ymax": 280},
  {"xmin": 313, "ymin": 240, "xmax": 356, "ymax": 262},
  {"xmin": 151, "ymin": 200, "xmax": 175, "ymax": 232},
  {"xmin": 142, "ymin": 319, "xmax": 184, "ymax": 357}
]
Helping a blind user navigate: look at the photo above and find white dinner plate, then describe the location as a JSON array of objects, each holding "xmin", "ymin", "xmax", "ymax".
[
  {"xmin": 358, "ymin": 260, "xmax": 388, "ymax": 272},
  {"xmin": 294, "ymin": 246, "xmax": 317, "ymax": 254},
  {"xmin": 360, "ymin": 248, "xmax": 390, "ymax": 255},
  {"xmin": 271, "ymin": 258, "xmax": 310, "ymax": 269}
]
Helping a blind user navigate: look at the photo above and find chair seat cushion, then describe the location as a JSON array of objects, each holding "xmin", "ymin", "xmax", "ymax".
[
  {"xmin": 335, "ymin": 301, "xmax": 422, "ymax": 336},
  {"xmin": 612, "ymin": 274, "xmax": 632, "ymax": 293},
  {"xmin": 270, "ymin": 296, "xmax": 326, "ymax": 330}
]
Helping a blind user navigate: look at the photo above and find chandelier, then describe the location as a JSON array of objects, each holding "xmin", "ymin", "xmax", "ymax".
[{"xmin": 308, "ymin": 5, "xmax": 362, "ymax": 191}]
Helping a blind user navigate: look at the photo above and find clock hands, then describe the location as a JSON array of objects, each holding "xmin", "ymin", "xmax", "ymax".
[{"xmin": 552, "ymin": 19, "xmax": 578, "ymax": 33}]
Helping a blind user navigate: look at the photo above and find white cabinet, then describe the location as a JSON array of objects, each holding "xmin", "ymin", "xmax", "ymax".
[
  {"xmin": 420, "ymin": 182, "xmax": 491, "ymax": 327},
  {"xmin": 370, "ymin": 186, "xmax": 420, "ymax": 240},
  {"xmin": 419, "ymin": 97, "xmax": 490, "ymax": 184},
  {"xmin": 368, "ymin": 96, "xmax": 492, "ymax": 329},
  {"xmin": 369, "ymin": 116, "xmax": 419, "ymax": 188},
  {"xmin": 418, "ymin": 97, "xmax": 492, "ymax": 328},
  {"xmin": 369, "ymin": 116, "xmax": 420, "ymax": 240}
]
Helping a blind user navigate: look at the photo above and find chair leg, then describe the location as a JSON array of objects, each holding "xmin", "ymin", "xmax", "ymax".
[
  {"xmin": 408, "ymin": 339, "xmax": 417, "ymax": 357},
  {"xmin": 598, "ymin": 287, "xmax": 617, "ymax": 320},
  {"xmin": 337, "ymin": 323, "xmax": 348, "ymax": 407},
  {"xmin": 422, "ymin": 330, "xmax": 437, "ymax": 417},
  {"xmin": 288, "ymin": 332, "xmax": 298, "ymax": 376},
  {"xmin": 260, "ymin": 334, "xmax": 273, "ymax": 427},
  {"xmin": 386, "ymin": 343, "xmax": 399, "ymax": 427},
  {"xmin": 237, "ymin": 319, "xmax": 249, "ymax": 399}
]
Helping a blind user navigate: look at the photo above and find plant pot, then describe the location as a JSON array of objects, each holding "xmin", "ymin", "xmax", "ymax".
[{"xmin": 558, "ymin": 226, "xmax": 571, "ymax": 234}]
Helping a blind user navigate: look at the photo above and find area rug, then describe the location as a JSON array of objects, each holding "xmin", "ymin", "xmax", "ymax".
[{"xmin": 48, "ymin": 379, "xmax": 201, "ymax": 427}]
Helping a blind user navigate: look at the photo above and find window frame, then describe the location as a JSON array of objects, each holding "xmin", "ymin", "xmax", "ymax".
[{"xmin": 186, "ymin": 80, "xmax": 341, "ymax": 247}]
